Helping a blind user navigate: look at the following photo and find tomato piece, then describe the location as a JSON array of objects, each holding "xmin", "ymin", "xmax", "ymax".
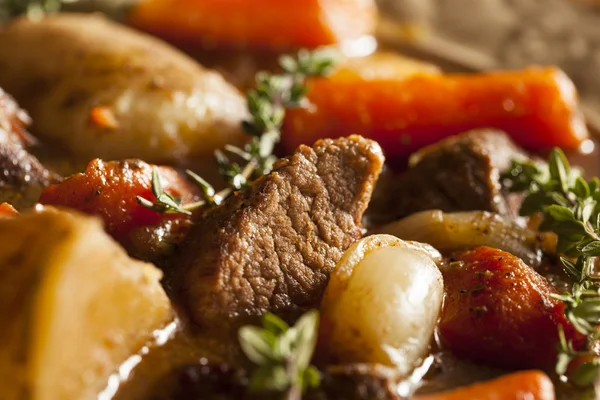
[
  {"xmin": 438, "ymin": 246, "xmax": 585, "ymax": 370},
  {"xmin": 39, "ymin": 159, "xmax": 198, "ymax": 244}
]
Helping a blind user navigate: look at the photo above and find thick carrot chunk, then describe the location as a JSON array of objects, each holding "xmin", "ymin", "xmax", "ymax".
[
  {"xmin": 129, "ymin": 0, "xmax": 377, "ymax": 51},
  {"xmin": 39, "ymin": 159, "xmax": 198, "ymax": 254},
  {"xmin": 438, "ymin": 247, "xmax": 585, "ymax": 370},
  {"xmin": 0, "ymin": 202, "xmax": 18, "ymax": 217},
  {"xmin": 283, "ymin": 67, "xmax": 588, "ymax": 159},
  {"xmin": 415, "ymin": 371, "xmax": 555, "ymax": 400}
]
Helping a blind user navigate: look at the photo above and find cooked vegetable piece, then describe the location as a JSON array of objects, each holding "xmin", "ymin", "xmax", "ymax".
[
  {"xmin": 378, "ymin": 210, "xmax": 543, "ymax": 267},
  {"xmin": 171, "ymin": 135, "xmax": 384, "ymax": 328},
  {"xmin": 0, "ymin": 202, "xmax": 18, "ymax": 216},
  {"xmin": 39, "ymin": 159, "xmax": 198, "ymax": 261},
  {"xmin": 0, "ymin": 14, "xmax": 248, "ymax": 170},
  {"xmin": 438, "ymin": 246, "xmax": 585, "ymax": 370},
  {"xmin": 0, "ymin": 208, "xmax": 174, "ymax": 400},
  {"xmin": 283, "ymin": 67, "xmax": 588, "ymax": 159},
  {"xmin": 129, "ymin": 0, "xmax": 377, "ymax": 51},
  {"xmin": 415, "ymin": 370, "xmax": 555, "ymax": 400},
  {"xmin": 320, "ymin": 235, "xmax": 443, "ymax": 376}
]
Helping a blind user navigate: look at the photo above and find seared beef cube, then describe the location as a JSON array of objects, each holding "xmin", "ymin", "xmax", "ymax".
[
  {"xmin": 0, "ymin": 142, "xmax": 57, "ymax": 209},
  {"xmin": 0, "ymin": 87, "xmax": 34, "ymax": 146},
  {"xmin": 171, "ymin": 135, "xmax": 384, "ymax": 327},
  {"xmin": 307, "ymin": 364, "xmax": 402, "ymax": 400},
  {"xmin": 369, "ymin": 129, "xmax": 527, "ymax": 225},
  {"xmin": 151, "ymin": 362, "xmax": 401, "ymax": 400},
  {"xmin": 0, "ymin": 87, "xmax": 56, "ymax": 209}
]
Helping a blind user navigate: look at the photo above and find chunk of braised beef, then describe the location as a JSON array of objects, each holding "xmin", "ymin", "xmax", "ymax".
[
  {"xmin": 0, "ymin": 87, "xmax": 34, "ymax": 146},
  {"xmin": 151, "ymin": 362, "xmax": 401, "ymax": 400},
  {"xmin": 170, "ymin": 136, "xmax": 384, "ymax": 329},
  {"xmin": 368, "ymin": 129, "xmax": 527, "ymax": 226},
  {"xmin": 307, "ymin": 364, "xmax": 403, "ymax": 400},
  {"xmin": 0, "ymin": 142, "xmax": 57, "ymax": 209}
]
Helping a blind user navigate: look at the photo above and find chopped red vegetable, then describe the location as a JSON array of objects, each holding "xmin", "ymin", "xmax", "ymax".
[
  {"xmin": 128, "ymin": 0, "xmax": 377, "ymax": 51},
  {"xmin": 438, "ymin": 246, "xmax": 585, "ymax": 370},
  {"xmin": 283, "ymin": 67, "xmax": 588, "ymax": 160},
  {"xmin": 39, "ymin": 159, "xmax": 198, "ymax": 247}
]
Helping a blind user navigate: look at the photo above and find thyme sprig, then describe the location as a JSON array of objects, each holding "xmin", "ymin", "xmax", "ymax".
[
  {"xmin": 503, "ymin": 148, "xmax": 600, "ymax": 390},
  {"xmin": 239, "ymin": 311, "xmax": 321, "ymax": 399},
  {"xmin": 0, "ymin": 0, "xmax": 62, "ymax": 22},
  {"xmin": 138, "ymin": 49, "xmax": 338, "ymax": 214}
]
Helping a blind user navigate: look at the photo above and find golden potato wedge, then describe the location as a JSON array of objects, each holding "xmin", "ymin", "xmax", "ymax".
[
  {"xmin": 0, "ymin": 207, "xmax": 174, "ymax": 400},
  {"xmin": 0, "ymin": 14, "xmax": 248, "ymax": 170}
]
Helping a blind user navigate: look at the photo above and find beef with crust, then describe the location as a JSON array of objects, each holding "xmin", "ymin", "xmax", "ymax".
[
  {"xmin": 0, "ymin": 87, "xmax": 34, "ymax": 146},
  {"xmin": 369, "ymin": 129, "xmax": 527, "ymax": 226},
  {"xmin": 149, "ymin": 362, "xmax": 401, "ymax": 400},
  {"xmin": 0, "ymin": 87, "xmax": 57, "ymax": 209},
  {"xmin": 170, "ymin": 135, "xmax": 384, "ymax": 327},
  {"xmin": 0, "ymin": 142, "xmax": 57, "ymax": 209}
]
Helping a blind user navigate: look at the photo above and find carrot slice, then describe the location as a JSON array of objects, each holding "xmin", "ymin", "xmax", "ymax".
[
  {"xmin": 283, "ymin": 67, "xmax": 588, "ymax": 159},
  {"xmin": 0, "ymin": 202, "xmax": 18, "ymax": 217},
  {"xmin": 129, "ymin": 0, "xmax": 377, "ymax": 51},
  {"xmin": 415, "ymin": 371, "xmax": 555, "ymax": 400}
]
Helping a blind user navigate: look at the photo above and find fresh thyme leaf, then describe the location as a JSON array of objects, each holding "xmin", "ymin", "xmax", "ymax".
[
  {"xmin": 504, "ymin": 148, "xmax": 600, "ymax": 391},
  {"xmin": 1, "ymin": 0, "xmax": 62, "ymax": 22},
  {"xmin": 136, "ymin": 168, "xmax": 192, "ymax": 215},
  {"xmin": 239, "ymin": 310, "xmax": 321, "ymax": 398},
  {"xmin": 141, "ymin": 49, "xmax": 338, "ymax": 216}
]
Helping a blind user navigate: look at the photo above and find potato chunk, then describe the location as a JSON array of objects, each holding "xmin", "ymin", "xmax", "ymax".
[
  {"xmin": 0, "ymin": 14, "xmax": 248, "ymax": 170},
  {"xmin": 0, "ymin": 208, "xmax": 174, "ymax": 400}
]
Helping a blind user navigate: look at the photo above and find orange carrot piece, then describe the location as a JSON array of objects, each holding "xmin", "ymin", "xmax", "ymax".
[
  {"xmin": 89, "ymin": 106, "xmax": 119, "ymax": 130},
  {"xmin": 415, "ymin": 371, "xmax": 555, "ymax": 400},
  {"xmin": 0, "ymin": 202, "xmax": 18, "ymax": 217},
  {"xmin": 129, "ymin": 0, "xmax": 377, "ymax": 51},
  {"xmin": 283, "ymin": 67, "xmax": 588, "ymax": 159}
]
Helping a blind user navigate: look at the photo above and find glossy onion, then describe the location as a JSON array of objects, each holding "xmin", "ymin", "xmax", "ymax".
[
  {"xmin": 377, "ymin": 210, "xmax": 543, "ymax": 267},
  {"xmin": 320, "ymin": 234, "xmax": 443, "ymax": 376}
]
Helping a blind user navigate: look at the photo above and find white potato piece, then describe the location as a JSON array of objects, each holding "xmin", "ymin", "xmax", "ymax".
[
  {"xmin": 0, "ymin": 208, "xmax": 174, "ymax": 400},
  {"xmin": 321, "ymin": 234, "xmax": 443, "ymax": 376},
  {"xmin": 0, "ymin": 14, "xmax": 248, "ymax": 169}
]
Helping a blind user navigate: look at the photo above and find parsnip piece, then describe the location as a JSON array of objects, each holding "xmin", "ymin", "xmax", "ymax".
[
  {"xmin": 0, "ymin": 208, "xmax": 174, "ymax": 400},
  {"xmin": 321, "ymin": 234, "xmax": 443, "ymax": 376}
]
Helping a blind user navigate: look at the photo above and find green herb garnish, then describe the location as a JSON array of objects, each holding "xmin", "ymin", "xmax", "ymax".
[
  {"xmin": 139, "ymin": 49, "xmax": 338, "ymax": 214},
  {"xmin": 503, "ymin": 148, "xmax": 600, "ymax": 392},
  {"xmin": 239, "ymin": 311, "xmax": 321, "ymax": 399},
  {"xmin": 1, "ymin": 0, "xmax": 62, "ymax": 22}
]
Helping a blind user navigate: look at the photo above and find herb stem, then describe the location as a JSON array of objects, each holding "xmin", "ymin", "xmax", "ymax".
[{"xmin": 138, "ymin": 49, "xmax": 338, "ymax": 216}]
